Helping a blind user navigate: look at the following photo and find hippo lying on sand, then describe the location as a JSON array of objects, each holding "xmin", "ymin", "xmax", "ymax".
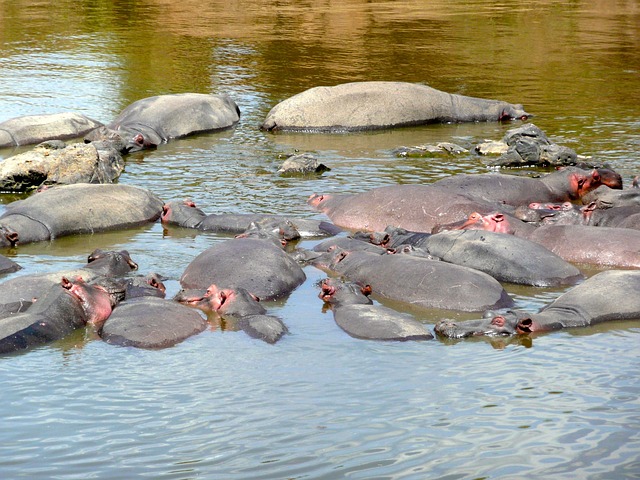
[
  {"xmin": 435, "ymin": 270, "xmax": 640, "ymax": 338},
  {"xmin": 0, "ymin": 183, "xmax": 163, "ymax": 247},
  {"xmin": 319, "ymin": 278, "xmax": 433, "ymax": 341},
  {"xmin": 85, "ymin": 93, "xmax": 240, "ymax": 153},
  {"xmin": 0, "ymin": 112, "xmax": 103, "ymax": 148},
  {"xmin": 261, "ymin": 81, "xmax": 529, "ymax": 132},
  {"xmin": 0, "ymin": 277, "xmax": 113, "ymax": 355}
]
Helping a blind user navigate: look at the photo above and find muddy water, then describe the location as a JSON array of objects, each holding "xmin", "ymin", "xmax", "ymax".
[{"xmin": 0, "ymin": 1, "xmax": 639, "ymax": 479}]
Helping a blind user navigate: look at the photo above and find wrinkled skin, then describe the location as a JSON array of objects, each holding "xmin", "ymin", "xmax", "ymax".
[
  {"xmin": 162, "ymin": 199, "xmax": 341, "ymax": 238},
  {"xmin": 313, "ymin": 247, "xmax": 514, "ymax": 312},
  {"xmin": 86, "ymin": 249, "xmax": 138, "ymax": 276},
  {"xmin": 0, "ymin": 184, "xmax": 164, "ymax": 247},
  {"xmin": 84, "ymin": 93, "xmax": 240, "ymax": 153},
  {"xmin": 0, "ymin": 112, "xmax": 103, "ymax": 148},
  {"xmin": 261, "ymin": 81, "xmax": 529, "ymax": 132},
  {"xmin": 0, "ymin": 277, "xmax": 113, "ymax": 354},
  {"xmin": 100, "ymin": 297, "xmax": 207, "ymax": 349},
  {"xmin": 179, "ymin": 237, "xmax": 306, "ymax": 301},
  {"xmin": 436, "ymin": 270, "xmax": 640, "ymax": 338}
]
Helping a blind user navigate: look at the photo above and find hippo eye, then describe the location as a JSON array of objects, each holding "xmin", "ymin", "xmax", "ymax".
[{"xmin": 491, "ymin": 316, "xmax": 505, "ymax": 327}]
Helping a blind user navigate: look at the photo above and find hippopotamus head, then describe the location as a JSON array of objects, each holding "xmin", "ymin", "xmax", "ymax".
[
  {"xmin": 235, "ymin": 219, "xmax": 299, "ymax": 247},
  {"xmin": 175, "ymin": 284, "xmax": 266, "ymax": 318},
  {"xmin": 318, "ymin": 278, "xmax": 372, "ymax": 307},
  {"xmin": 498, "ymin": 104, "xmax": 530, "ymax": 121},
  {"xmin": 452, "ymin": 212, "xmax": 513, "ymax": 234},
  {"xmin": 86, "ymin": 249, "xmax": 138, "ymax": 276},
  {"xmin": 434, "ymin": 313, "xmax": 519, "ymax": 339},
  {"xmin": 84, "ymin": 126, "xmax": 158, "ymax": 154},
  {"xmin": 61, "ymin": 276, "xmax": 114, "ymax": 327},
  {"xmin": 161, "ymin": 199, "xmax": 207, "ymax": 228},
  {"xmin": 0, "ymin": 225, "xmax": 19, "ymax": 247}
]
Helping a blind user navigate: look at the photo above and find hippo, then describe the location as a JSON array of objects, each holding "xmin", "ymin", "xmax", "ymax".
[
  {"xmin": 398, "ymin": 229, "xmax": 584, "ymax": 287},
  {"xmin": 162, "ymin": 199, "xmax": 341, "ymax": 238},
  {"xmin": 581, "ymin": 203, "xmax": 640, "ymax": 230},
  {"xmin": 178, "ymin": 237, "xmax": 306, "ymax": 301},
  {"xmin": 430, "ymin": 167, "xmax": 613, "ymax": 207},
  {"xmin": 313, "ymin": 247, "xmax": 514, "ymax": 312},
  {"xmin": 261, "ymin": 81, "xmax": 529, "ymax": 132},
  {"xmin": 0, "ymin": 254, "xmax": 21, "ymax": 275},
  {"xmin": 581, "ymin": 185, "xmax": 640, "ymax": 209},
  {"xmin": 177, "ymin": 283, "xmax": 288, "ymax": 344},
  {"xmin": 100, "ymin": 297, "xmax": 207, "ymax": 349},
  {"xmin": 84, "ymin": 93, "xmax": 240, "ymax": 153},
  {"xmin": 319, "ymin": 277, "xmax": 433, "ymax": 341},
  {"xmin": 435, "ymin": 270, "xmax": 640, "ymax": 338},
  {"xmin": 0, "ymin": 183, "xmax": 163, "ymax": 247},
  {"xmin": 0, "ymin": 249, "xmax": 139, "ymax": 318},
  {"xmin": 308, "ymin": 185, "xmax": 499, "ymax": 234},
  {"xmin": 0, "ymin": 277, "xmax": 113, "ymax": 354},
  {"xmin": 0, "ymin": 112, "xmax": 103, "ymax": 148},
  {"xmin": 442, "ymin": 211, "xmax": 640, "ymax": 269}
]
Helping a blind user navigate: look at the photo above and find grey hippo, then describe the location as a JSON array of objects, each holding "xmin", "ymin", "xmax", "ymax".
[
  {"xmin": 435, "ymin": 270, "xmax": 640, "ymax": 338},
  {"xmin": 84, "ymin": 93, "xmax": 240, "ymax": 153},
  {"xmin": 0, "ymin": 183, "xmax": 163, "ymax": 247},
  {"xmin": 0, "ymin": 112, "xmax": 103, "ymax": 148},
  {"xmin": 261, "ymin": 81, "xmax": 529, "ymax": 132}
]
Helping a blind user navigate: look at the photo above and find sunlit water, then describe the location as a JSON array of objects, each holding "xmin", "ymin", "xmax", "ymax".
[{"xmin": 1, "ymin": 1, "xmax": 639, "ymax": 478}]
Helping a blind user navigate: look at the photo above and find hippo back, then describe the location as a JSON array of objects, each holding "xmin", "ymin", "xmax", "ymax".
[
  {"xmin": 0, "ymin": 184, "xmax": 164, "ymax": 238},
  {"xmin": 0, "ymin": 112, "xmax": 103, "ymax": 148}
]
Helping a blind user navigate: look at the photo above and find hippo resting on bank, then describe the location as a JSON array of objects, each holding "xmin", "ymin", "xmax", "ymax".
[
  {"xmin": 176, "ymin": 283, "xmax": 288, "ymax": 344},
  {"xmin": 261, "ymin": 81, "xmax": 529, "ymax": 132},
  {"xmin": 0, "ymin": 184, "xmax": 163, "ymax": 247},
  {"xmin": 313, "ymin": 247, "xmax": 513, "ymax": 313},
  {"xmin": 178, "ymin": 237, "xmax": 306, "ymax": 301},
  {"xmin": 0, "ymin": 277, "xmax": 113, "ymax": 355},
  {"xmin": 161, "ymin": 199, "xmax": 341, "ymax": 238},
  {"xmin": 0, "ymin": 112, "xmax": 103, "ymax": 148},
  {"xmin": 308, "ymin": 168, "xmax": 612, "ymax": 234},
  {"xmin": 435, "ymin": 270, "xmax": 640, "ymax": 338},
  {"xmin": 100, "ymin": 297, "xmax": 208, "ymax": 349},
  {"xmin": 319, "ymin": 277, "xmax": 433, "ymax": 341},
  {"xmin": 84, "ymin": 93, "xmax": 240, "ymax": 153}
]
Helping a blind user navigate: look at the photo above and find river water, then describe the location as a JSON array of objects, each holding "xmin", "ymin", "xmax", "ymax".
[{"xmin": 0, "ymin": 1, "xmax": 639, "ymax": 479}]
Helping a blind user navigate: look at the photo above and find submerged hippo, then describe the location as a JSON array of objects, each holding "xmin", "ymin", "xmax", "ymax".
[
  {"xmin": 162, "ymin": 199, "xmax": 341, "ymax": 238},
  {"xmin": 178, "ymin": 237, "xmax": 306, "ymax": 301},
  {"xmin": 435, "ymin": 270, "xmax": 640, "ymax": 338},
  {"xmin": 261, "ymin": 81, "xmax": 529, "ymax": 132},
  {"xmin": 176, "ymin": 283, "xmax": 288, "ymax": 344},
  {"xmin": 0, "ymin": 183, "xmax": 163, "ymax": 247},
  {"xmin": 0, "ymin": 112, "xmax": 103, "ymax": 148},
  {"xmin": 0, "ymin": 277, "xmax": 113, "ymax": 354},
  {"xmin": 84, "ymin": 93, "xmax": 240, "ymax": 153},
  {"xmin": 100, "ymin": 297, "xmax": 208, "ymax": 349},
  {"xmin": 314, "ymin": 247, "xmax": 514, "ymax": 313},
  {"xmin": 319, "ymin": 278, "xmax": 433, "ymax": 341}
]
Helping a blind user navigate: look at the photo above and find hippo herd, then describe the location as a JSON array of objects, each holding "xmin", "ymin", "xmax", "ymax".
[{"xmin": 0, "ymin": 80, "xmax": 639, "ymax": 355}]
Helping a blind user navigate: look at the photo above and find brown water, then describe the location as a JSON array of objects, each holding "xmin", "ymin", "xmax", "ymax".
[{"xmin": 1, "ymin": 1, "xmax": 639, "ymax": 479}]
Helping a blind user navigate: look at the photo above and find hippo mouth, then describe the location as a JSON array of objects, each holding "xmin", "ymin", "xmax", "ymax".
[{"xmin": 319, "ymin": 281, "xmax": 337, "ymax": 302}]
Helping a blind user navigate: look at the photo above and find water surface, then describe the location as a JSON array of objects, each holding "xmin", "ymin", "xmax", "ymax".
[{"xmin": 1, "ymin": 1, "xmax": 639, "ymax": 478}]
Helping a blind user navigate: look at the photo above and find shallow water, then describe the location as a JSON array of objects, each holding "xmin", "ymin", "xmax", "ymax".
[{"xmin": 1, "ymin": 1, "xmax": 639, "ymax": 478}]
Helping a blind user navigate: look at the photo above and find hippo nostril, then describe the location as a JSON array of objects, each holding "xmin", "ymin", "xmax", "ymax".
[{"xmin": 517, "ymin": 318, "xmax": 534, "ymax": 334}]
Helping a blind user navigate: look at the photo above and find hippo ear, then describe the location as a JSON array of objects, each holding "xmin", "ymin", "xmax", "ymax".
[
  {"xmin": 250, "ymin": 293, "xmax": 260, "ymax": 302},
  {"xmin": 361, "ymin": 285, "xmax": 372, "ymax": 296}
]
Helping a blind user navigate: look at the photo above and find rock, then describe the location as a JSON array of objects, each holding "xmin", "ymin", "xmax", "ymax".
[
  {"xmin": 277, "ymin": 153, "xmax": 330, "ymax": 175},
  {"xmin": 394, "ymin": 142, "xmax": 468, "ymax": 157}
]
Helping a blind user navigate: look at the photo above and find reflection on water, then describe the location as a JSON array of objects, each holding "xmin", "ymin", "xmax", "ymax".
[{"xmin": 0, "ymin": 1, "xmax": 639, "ymax": 479}]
